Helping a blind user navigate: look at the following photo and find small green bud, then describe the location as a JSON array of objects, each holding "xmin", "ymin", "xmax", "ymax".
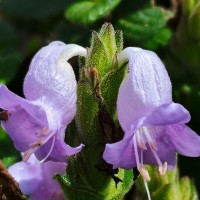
[
  {"xmin": 86, "ymin": 23, "xmax": 124, "ymax": 79},
  {"xmin": 99, "ymin": 23, "xmax": 116, "ymax": 61}
]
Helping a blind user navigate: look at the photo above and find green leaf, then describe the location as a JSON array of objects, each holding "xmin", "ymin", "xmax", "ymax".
[
  {"xmin": 86, "ymin": 23, "xmax": 123, "ymax": 79},
  {"xmin": 115, "ymin": 30, "xmax": 123, "ymax": 53},
  {"xmin": 179, "ymin": 177, "xmax": 198, "ymax": 200},
  {"xmin": 101, "ymin": 64, "xmax": 127, "ymax": 118},
  {"xmin": 135, "ymin": 165, "xmax": 199, "ymax": 200},
  {"xmin": 102, "ymin": 169, "xmax": 133, "ymax": 200},
  {"xmin": 86, "ymin": 31, "xmax": 109, "ymax": 78},
  {"xmin": 145, "ymin": 27, "xmax": 171, "ymax": 50},
  {"xmin": 76, "ymin": 81, "xmax": 99, "ymax": 145},
  {"xmin": 117, "ymin": 7, "xmax": 173, "ymax": 50},
  {"xmin": 55, "ymin": 173, "xmax": 101, "ymax": 200},
  {"xmin": 64, "ymin": 80, "xmax": 134, "ymax": 199},
  {"xmin": 65, "ymin": 0, "xmax": 121, "ymax": 25},
  {"xmin": 151, "ymin": 184, "xmax": 180, "ymax": 200},
  {"xmin": 55, "ymin": 152, "xmax": 133, "ymax": 200}
]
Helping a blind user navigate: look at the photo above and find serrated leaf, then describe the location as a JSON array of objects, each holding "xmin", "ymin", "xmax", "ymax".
[
  {"xmin": 61, "ymin": 119, "xmax": 133, "ymax": 200},
  {"xmin": 56, "ymin": 146, "xmax": 108, "ymax": 200},
  {"xmin": 55, "ymin": 155, "xmax": 133, "ymax": 200},
  {"xmin": 117, "ymin": 7, "xmax": 173, "ymax": 50},
  {"xmin": 55, "ymin": 171, "xmax": 103, "ymax": 200},
  {"xmin": 102, "ymin": 169, "xmax": 133, "ymax": 200},
  {"xmin": 65, "ymin": 0, "xmax": 121, "ymax": 25}
]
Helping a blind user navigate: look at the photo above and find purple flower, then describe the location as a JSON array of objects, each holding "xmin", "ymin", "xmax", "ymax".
[
  {"xmin": 0, "ymin": 41, "xmax": 86, "ymax": 162},
  {"xmin": 103, "ymin": 47, "xmax": 200, "ymax": 181},
  {"xmin": 8, "ymin": 155, "xmax": 66, "ymax": 200}
]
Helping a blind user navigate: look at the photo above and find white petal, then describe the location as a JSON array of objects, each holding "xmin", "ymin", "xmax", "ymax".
[
  {"xmin": 23, "ymin": 41, "xmax": 86, "ymax": 129},
  {"xmin": 117, "ymin": 47, "xmax": 172, "ymax": 132}
]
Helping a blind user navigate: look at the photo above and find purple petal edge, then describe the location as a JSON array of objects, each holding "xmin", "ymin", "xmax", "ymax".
[
  {"xmin": 103, "ymin": 134, "xmax": 136, "ymax": 169},
  {"xmin": 167, "ymin": 124, "xmax": 200, "ymax": 157},
  {"xmin": 144, "ymin": 102, "xmax": 190, "ymax": 126}
]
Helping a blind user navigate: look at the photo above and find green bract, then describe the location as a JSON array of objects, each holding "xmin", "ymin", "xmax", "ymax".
[
  {"xmin": 55, "ymin": 23, "xmax": 133, "ymax": 200},
  {"xmin": 134, "ymin": 165, "xmax": 198, "ymax": 200}
]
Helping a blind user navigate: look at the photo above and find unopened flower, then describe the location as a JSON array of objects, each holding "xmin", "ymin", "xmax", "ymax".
[
  {"xmin": 0, "ymin": 41, "xmax": 86, "ymax": 162},
  {"xmin": 8, "ymin": 154, "xmax": 66, "ymax": 200},
  {"xmin": 103, "ymin": 47, "xmax": 200, "ymax": 198}
]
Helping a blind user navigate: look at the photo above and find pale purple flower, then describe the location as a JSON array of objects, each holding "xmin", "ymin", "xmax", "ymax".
[
  {"xmin": 8, "ymin": 155, "xmax": 66, "ymax": 200},
  {"xmin": 103, "ymin": 47, "xmax": 200, "ymax": 182},
  {"xmin": 0, "ymin": 41, "xmax": 86, "ymax": 162}
]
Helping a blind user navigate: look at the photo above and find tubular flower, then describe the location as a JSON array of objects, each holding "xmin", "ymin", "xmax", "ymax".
[
  {"xmin": 0, "ymin": 41, "xmax": 86, "ymax": 162},
  {"xmin": 8, "ymin": 155, "xmax": 66, "ymax": 200},
  {"xmin": 103, "ymin": 47, "xmax": 200, "ymax": 197}
]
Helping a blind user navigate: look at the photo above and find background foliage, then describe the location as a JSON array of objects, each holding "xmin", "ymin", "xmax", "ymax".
[{"xmin": 0, "ymin": 0, "xmax": 200, "ymax": 198}]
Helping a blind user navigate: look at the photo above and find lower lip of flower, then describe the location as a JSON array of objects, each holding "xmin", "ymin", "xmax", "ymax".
[
  {"xmin": 132, "ymin": 126, "xmax": 168, "ymax": 200},
  {"xmin": 132, "ymin": 126, "xmax": 168, "ymax": 181}
]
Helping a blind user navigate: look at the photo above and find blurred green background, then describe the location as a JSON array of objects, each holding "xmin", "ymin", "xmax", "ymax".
[{"xmin": 0, "ymin": 0, "xmax": 200, "ymax": 197}]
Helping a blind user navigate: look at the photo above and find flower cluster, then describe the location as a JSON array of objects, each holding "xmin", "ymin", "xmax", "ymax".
[{"xmin": 1, "ymin": 42, "xmax": 200, "ymax": 200}]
